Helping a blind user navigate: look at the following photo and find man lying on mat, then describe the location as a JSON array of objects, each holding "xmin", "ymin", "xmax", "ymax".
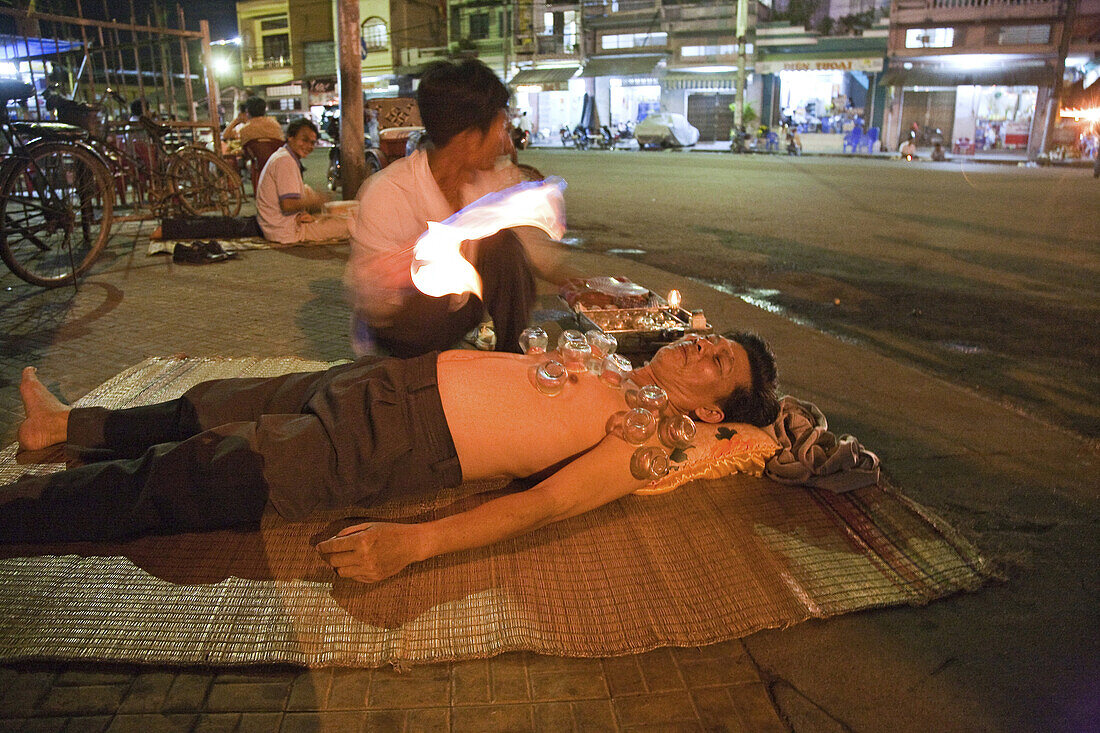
[{"xmin": 2, "ymin": 333, "xmax": 778, "ymax": 583}]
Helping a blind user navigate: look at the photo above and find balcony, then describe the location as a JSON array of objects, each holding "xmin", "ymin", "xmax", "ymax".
[{"xmin": 892, "ymin": 0, "xmax": 1064, "ymax": 24}]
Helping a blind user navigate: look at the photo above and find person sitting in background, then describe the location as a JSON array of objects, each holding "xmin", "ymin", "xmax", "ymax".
[
  {"xmin": 224, "ymin": 96, "xmax": 283, "ymax": 145},
  {"xmin": 931, "ymin": 142, "xmax": 946, "ymax": 162},
  {"xmin": 256, "ymin": 118, "xmax": 350, "ymax": 244}
]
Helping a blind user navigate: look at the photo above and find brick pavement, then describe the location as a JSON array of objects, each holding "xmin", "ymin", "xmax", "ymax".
[{"xmin": 0, "ymin": 220, "xmax": 787, "ymax": 732}]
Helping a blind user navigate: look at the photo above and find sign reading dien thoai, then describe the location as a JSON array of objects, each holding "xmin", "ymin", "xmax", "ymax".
[{"xmin": 756, "ymin": 58, "xmax": 885, "ymax": 74}]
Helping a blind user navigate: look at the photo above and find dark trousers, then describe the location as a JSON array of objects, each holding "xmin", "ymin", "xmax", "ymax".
[
  {"xmin": 161, "ymin": 216, "xmax": 262, "ymax": 239},
  {"xmin": 372, "ymin": 229, "xmax": 537, "ymax": 358},
  {"xmin": 0, "ymin": 357, "xmax": 459, "ymax": 544}
]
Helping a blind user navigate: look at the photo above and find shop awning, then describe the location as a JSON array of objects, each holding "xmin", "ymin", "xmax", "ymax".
[
  {"xmin": 0, "ymin": 35, "xmax": 82, "ymax": 62},
  {"xmin": 661, "ymin": 72, "xmax": 739, "ymax": 90},
  {"xmin": 580, "ymin": 55, "xmax": 665, "ymax": 78},
  {"xmin": 879, "ymin": 64, "xmax": 1056, "ymax": 87},
  {"xmin": 510, "ymin": 66, "xmax": 580, "ymax": 85}
]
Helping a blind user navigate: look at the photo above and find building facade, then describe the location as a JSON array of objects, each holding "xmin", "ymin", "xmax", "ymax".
[{"xmin": 883, "ymin": 0, "xmax": 1100, "ymax": 155}]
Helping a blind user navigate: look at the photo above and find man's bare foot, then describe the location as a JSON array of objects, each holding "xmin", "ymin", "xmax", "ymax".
[{"xmin": 17, "ymin": 367, "xmax": 70, "ymax": 451}]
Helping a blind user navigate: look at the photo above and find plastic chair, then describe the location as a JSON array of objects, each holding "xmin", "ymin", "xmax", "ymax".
[
  {"xmin": 242, "ymin": 138, "xmax": 284, "ymax": 195},
  {"xmin": 863, "ymin": 127, "xmax": 879, "ymax": 153},
  {"xmin": 842, "ymin": 129, "xmax": 861, "ymax": 153}
]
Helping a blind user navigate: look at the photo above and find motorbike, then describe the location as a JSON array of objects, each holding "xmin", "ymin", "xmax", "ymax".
[
  {"xmin": 510, "ymin": 124, "xmax": 529, "ymax": 151},
  {"xmin": 559, "ymin": 124, "xmax": 590, "ymax": 150},
  {"xmin": 730, "ymin": 125, "xmax": 750, "ymax": 154}
]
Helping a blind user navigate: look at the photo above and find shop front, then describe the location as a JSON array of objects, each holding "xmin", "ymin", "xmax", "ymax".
[
  {"xmin": 757, "ymin": 57, "xmax": 887, "ymax": 134},
  {"xmin": 660, "ymin": 71, "xmax": 744, "ymax": 142},
  {"xmin": 509, "ymin": 66, "xmax": 583, "ymax": 142},
  {"xmin": 581, "ymin": 54, "xmax": 666, "ymax": 132},
  {"xmin": 880, "ymin": 61, "xmax": 1054, "ymax": 154}
]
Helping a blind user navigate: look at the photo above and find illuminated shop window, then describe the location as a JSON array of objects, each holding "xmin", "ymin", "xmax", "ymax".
[
  {"xmin": 601, "ymin": 32, "xmax": 667, "ymax": 50},
  {"xmin": 998, "ymin": 25, "xmax": 1050, "ymax": 45},
  {"xmin": 905, "ymin": 28, "xmax": 954, "ymax": 49}
]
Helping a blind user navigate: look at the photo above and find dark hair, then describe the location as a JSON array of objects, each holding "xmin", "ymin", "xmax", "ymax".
[
  {"xmin": 244, "ymin": 96, "xmax": 267, "ymax": 118},
  {"xmin": 417, "ymin": 59, "xmax": 510, "ymax": 148},
  {"xmin": 716, "ymin": 331, "xmax": 779, "ymax": 427},
  {"xmin": 286, "ymin": 117, "xmax": 318, "ymax": 139},
  {"xmin": 130, "ymin": 98, "xmax": 147, "ymax": 118}
]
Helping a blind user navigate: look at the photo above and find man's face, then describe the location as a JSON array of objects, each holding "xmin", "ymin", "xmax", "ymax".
[
  {"xmin": 287, "ymin": 127, "xmax": 318, "ymax": 159},
  {"xmin": 470, "ymin": 109, "xmax": 509, "ymax": 170},
  {"xmin": 647, "ymin": 335, "xmax": 753, "ymax": 418}
]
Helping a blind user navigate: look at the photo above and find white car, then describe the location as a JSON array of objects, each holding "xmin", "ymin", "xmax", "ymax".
[{"xmin": 634, "ymin": 112, "xmax": 700, "ymax": 149}]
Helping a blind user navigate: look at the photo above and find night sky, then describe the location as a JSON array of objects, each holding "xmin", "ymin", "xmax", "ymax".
[{"xmin": 34, "ymin": 0, "xmax": 239, "ymax": 41}]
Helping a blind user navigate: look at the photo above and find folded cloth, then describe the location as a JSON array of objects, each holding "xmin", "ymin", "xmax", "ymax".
[{"xmin": 762, "ymin": 396, "xmax": 880, "ymax": 493}]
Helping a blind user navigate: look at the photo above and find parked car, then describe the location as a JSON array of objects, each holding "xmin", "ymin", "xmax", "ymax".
[{"xmin": 634, "ymin": 113, "xmax": 699, "ymax": 149}]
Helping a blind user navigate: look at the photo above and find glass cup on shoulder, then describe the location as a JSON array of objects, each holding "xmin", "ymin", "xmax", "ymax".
[
  {"xmin": 658, "ymin": 413, "xmax": 697, "ymax": 450},
  {"xmin": 585, "ymin": 329, "xmax": 617, "ymax": 372},
  {"xmin": 519, "ymin": 326, "xmax": 548, "ymax": 355},
  {"xmin": 622, "ymin": 407, "xmax": 657, "ymax": 445},
  {"xmin": 599, "ymin": 353, "xmax": 633, "ymax": 388},
  {"xmin": 630, "ymin": 445, "xmax": 671, "ymax": 480},
  {"xmin": 558, "ymin": 330, "xmax": 592, "ymax": 375},
  {"xmin": 535, "ymin": 360, "xmax": 568, "ymax": 396},
  {"xmin": 637, "ymin": 384, "xmax": 668, "ymax": 413}
]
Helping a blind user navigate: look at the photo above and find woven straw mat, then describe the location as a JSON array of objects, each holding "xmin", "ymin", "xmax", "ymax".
[{"xmin": 0, "ymin": 357, "xmax": 989, "ymax": 667}]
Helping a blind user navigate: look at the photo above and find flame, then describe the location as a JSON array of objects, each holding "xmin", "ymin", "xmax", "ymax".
[
  {"xmin": 411, "ymin": 177, "xmax": 567, "ymax": 298},
  {"xmin": 667, "ymin": 289, "xmax": 682, "ymax": 309}
]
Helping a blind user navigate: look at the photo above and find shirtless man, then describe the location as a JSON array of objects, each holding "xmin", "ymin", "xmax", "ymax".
[{"xmin": 3, "ymin": 333, "xmax": 778, "ymax": 584}]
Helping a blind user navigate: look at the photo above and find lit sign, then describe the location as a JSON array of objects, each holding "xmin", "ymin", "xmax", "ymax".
[{"xmin": 756, "ymin": 58, "xmax": 884, "ymax": 74}]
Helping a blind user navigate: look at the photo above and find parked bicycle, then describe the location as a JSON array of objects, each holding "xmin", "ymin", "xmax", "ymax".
[
  {"xmin": 0, "ymin": 79, "xmax": 114, "ymax": 287},
  {"xmin": 50, "ymin": 89, "xmax": 242, "ymax": 220}
]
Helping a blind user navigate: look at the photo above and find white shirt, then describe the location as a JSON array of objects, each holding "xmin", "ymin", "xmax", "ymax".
[
  {"xmin": 345, "ymin": 148, "xmax": 523, "ymax": 326},
  {"xmin": 255, "ymin": 145, "xmax": 304, "ymax": 244}
]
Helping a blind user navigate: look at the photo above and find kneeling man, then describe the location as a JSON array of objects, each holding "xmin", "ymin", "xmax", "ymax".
[{"xmin": 2, "ymin": 333, "xmax": 778, "ymax": 584}]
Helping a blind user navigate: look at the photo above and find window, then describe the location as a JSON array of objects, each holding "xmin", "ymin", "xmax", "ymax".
[
  {"xmin": 262, "ymin": 34, "xmax": 290, "ymax": 61},
  {"xmin": 998, "ymin": 24, "xmax": 1050, "ymax": 45},
  {"xmin": 905, "ymin": 28, "xmax": 954, "ymax": 49},
  {"xmin": 450, "ymin": 9, "xmax": 461, "ymax": 39},
  {"xmin": 470, "ymin": 12, "xmax": 490, "ymax": 40},
  {"xmin": 260, "ymin": 17, "xmax": 287, "ymax": 32},
  {"xmin": 601, "ymin": 32, "xmax": 667, "ymax": 50},
  {"xmin": 681, "ymin": 44, "xmax": 737, "ymax": 57},
  {"xmin": 361, "ymin": 17, "xmax": 388, "ymax": 51}
]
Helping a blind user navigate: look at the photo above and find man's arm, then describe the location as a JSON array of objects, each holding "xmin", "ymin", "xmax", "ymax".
[
  {"xmin": 316, "ymin": 435, "xmax": 646, "ymax": 583},
  {"xmin": 278, "ymin": 185, "xmax": 328, "ymax": 215}
]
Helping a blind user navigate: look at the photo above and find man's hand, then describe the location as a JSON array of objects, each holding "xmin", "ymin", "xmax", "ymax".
[{"xmin": 316, "ymin": 521, "xmax": 425, "ymax": 583}]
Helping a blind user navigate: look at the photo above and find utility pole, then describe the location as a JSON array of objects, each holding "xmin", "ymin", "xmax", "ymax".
[
  {"xmin": 734, "ymin": 0, "xmax": 749, "ymax": 130},
  {"xmin": 1038, "ymin": 0, "xmax": 1078, "ymax": 160},
  {"xmin": 337, "ymin": 0, "xmax": 366, "ymax": 199}
]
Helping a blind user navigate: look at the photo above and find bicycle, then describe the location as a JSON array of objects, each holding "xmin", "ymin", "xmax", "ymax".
[
  {"xmin": 53, "ymin": 90, "xmax": 242, "ymax": 221},
  {"xmin": 0, "ymin": 79, "xmax": 115, "ymax": 287}
]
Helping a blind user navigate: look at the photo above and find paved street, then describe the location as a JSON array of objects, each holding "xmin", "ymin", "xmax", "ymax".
[{"xmin": 0, "ymin": 149, "xmax": 1096, "ymax": 732}]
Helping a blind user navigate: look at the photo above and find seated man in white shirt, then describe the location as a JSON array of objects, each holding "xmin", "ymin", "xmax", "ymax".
[
  {"xmin": 256, "ymin": 119, "xmax": 351, "ymax": 244},
  {"xmin": 345, "ymin": 59, "xmax": 574, "ymax": 358}
]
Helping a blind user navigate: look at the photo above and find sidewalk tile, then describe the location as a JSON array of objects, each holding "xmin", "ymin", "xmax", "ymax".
[
  {"xmin": 0, "ymin": 670, "xmax": 55, "ymax": 715},
  {"xmin": 282, "ymin": 711, "xmax": 366, "ymax": 733},
  {"xmin": 532, "ymin": 701, "xmax": 574, "ymax": 731},
  {"xmin": 0, "ymin": 719, "xmax": 67, "ymax": 733},
  {"xmin": 193, "ymin": 713, "xmax": 240, "ymax": 732},
  {"xmin": 285, "ymin": 669, "xmax": 334, "ymax": 711},
  {"xmin": 403, "ymin": 706, "xmax": 449, "ymax": 732},
  {"xmin": 613, "ymin": 691, "xmax": 696, "ymax": 726},
  {"xmin": 57, "ymin": 716, "xmax": 112, "ymax": 733},
  {"xmin": 162, "ymin": 672, "xmax": 213, "ymax": 712},
  {"xmin": 529, "ymin": 669, "xmax": 608, "ymax": 701},
  {"xmin": 727, "ymin": 683, "xmax": 786, "ymax": 733},
  {"xmin": 106, "ymin": 713, "xmax": 197, "ymax": 732},
  {"xmin": 116, "ymin": 671, "xmax": 174, "ymax": 713},
  {"xmin": 635, "ymin": 650, "xmax": 686, "ymax": 692},
  {"xmin": 325, "ymin": 669, "xmax": 370, "ymax": 710},
  {"xmin": 451, "ymin": 659, "xmax": 491, "ymax": 704},
  {"xmin": 601, "ymin": 657, "xmax": 646, "ymax": 696},
  {"xmin": 237, "ymin": 712, "xmax": 284, "ymax": 732},
  {"xmin": 55, "ymin": 668, "xmax": 135, "ymax": 686},
  {"xmin": 452, "ymin": 704, "xmax": 533, "ymax": 731},
  {"xmin": 368, "ymin": 676, "xmax": 449, "ymax": 707},
  {"xmin": 37, "ymin": 684, "xmax": 127, "ymax": 716},
  {"xmin": 489, "ymin": 661, "xmax": 530, "ymax": 703},
  {"xmin": 570, "ymin": 699, "xmax": 618, "ymax": 731},
  {"xmin": 204, "ymin": 681, "xmax": 290, "ymax": 712}
]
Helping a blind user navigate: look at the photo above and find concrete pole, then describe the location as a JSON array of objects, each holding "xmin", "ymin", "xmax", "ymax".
[
  {"xmin": 1036, "ymin": 0, "xmax": 1077, "ymax": 160},
  {"xmin": 337, "ymin": 0, "xmax": 366, "ymax": 199},
  {"xmin": 734, "ymin": 0, "xmax": 748, "ymax": 130},
  {"xmin": 200, "ymin": 20, "xmax": 222, "ymax": 151}
]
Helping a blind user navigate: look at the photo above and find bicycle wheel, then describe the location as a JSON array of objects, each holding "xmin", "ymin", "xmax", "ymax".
[
  {"xmin": 0, "ymin": 141, "xmax": 114, "ymax": 287},
  {"xmin": 168, "ymin": 147, "xmax": 243, "ymax": 217}
]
